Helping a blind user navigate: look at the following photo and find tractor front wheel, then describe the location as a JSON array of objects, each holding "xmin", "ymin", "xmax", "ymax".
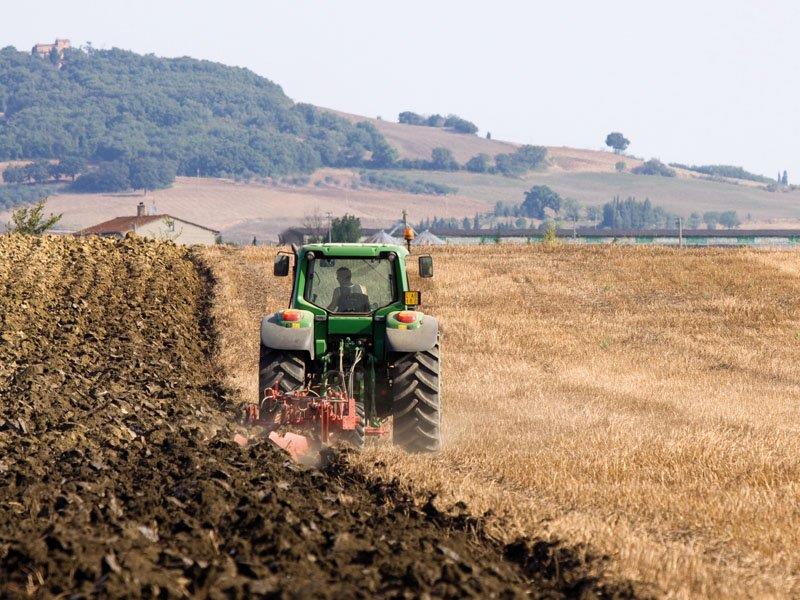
[
  {"xmin": 258, "ymin": 345, "xmax": 305, "ymax": 403},
  {"xmin": 390, "ymin": 343, "xmax": 442, "ymax": 453}
]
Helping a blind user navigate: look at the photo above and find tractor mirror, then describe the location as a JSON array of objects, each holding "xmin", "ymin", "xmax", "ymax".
[
  {"xmin": 418, "ymin": 255, "xmax": 433, "ymax": 278},
  {"xmin": 274, "ymin": 254, "xmax": 290, "ymax": 277}
]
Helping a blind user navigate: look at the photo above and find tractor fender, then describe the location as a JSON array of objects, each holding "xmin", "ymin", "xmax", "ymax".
[
  {"xmin": 385, "ymin": 316, "xmax": 438, "ymax": 353},
  {"xmin": 260, "ymin": 314, "xmax": 314, "ymax": 358}
]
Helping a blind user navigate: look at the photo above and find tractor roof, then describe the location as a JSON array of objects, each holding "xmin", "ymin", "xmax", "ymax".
[{"xmin": 299, "ymin": 243, "xmax": 408, "ymax": 258}]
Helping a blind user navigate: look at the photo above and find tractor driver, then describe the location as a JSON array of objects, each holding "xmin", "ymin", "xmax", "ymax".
[{"xmin": 327, "ymin": 266, "xmax": 369, "ymax": 312}]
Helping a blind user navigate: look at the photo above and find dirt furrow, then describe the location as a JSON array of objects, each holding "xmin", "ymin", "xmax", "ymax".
[{"xmin": 0, "ymin": 236, "xmax": 632, "ymax": 599}]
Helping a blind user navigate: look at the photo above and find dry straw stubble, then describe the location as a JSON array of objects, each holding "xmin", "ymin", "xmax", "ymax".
[{"xmin": 201, "ymin": 243, "xmax": 800, "ymax": 598}]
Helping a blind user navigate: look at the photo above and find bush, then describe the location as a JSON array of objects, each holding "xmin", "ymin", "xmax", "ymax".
[
  {"xmin": 615, "ymin": 161, "xmax": 626, "ymax": 173},
  {"xmin": 669, "ymin": 163, "xmax": 772, "ymax": 183},
  {"xmin": 495, "ymin": 145, "xmax": 547, "ymax": 176},
  {"xmin": 631, "ymin": 159, "xmax": 676, "ymax": 177},
  {"xmin": 426, "ymin": 114, "xmax": 445, "ymax": 127},
  {"xmin": 330, "ymin": 214, "xmax": 362, "ymax": 242},
  {"xmin": 465, "ymin": 153, "xmax": 491, "ymax": 173},
  {"xmin": 430, "ymin": 147, "xmax": 459, "ymax": 171},
  {"xmin": 718, "ymin": 210, "xmax": 741, "ymax": 229},
  {"xmin": 6, "ymin": 199, "xmax": 61, "ymax": 235},
  {"xmin": 359, "ymin": 171, "xmax": 456, "ymax": 195},
  {"xmin": 398, "ymin": 111, "xmax": 427, "ymax": 126},
  {"xmin": 443, "ymin": 115, "xmax": 478, "ymax": 134}
]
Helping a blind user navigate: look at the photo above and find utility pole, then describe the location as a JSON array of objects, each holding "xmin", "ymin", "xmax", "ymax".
[
  {"xmin": 678, "ymin": 217, "xmax": 683, "ymax": 248},
  {"xmin": 326, "ymin": 211, "xmax": 333, "ymax": 243}
]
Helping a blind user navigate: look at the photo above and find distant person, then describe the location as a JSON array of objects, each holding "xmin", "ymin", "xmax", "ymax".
[
  {"xmin": 252, "ymin": 236, "xmax": 257, "ymax": 246},
  {"xmin": 327, "ymin": 267, "xmax": 369, "ymax": 312}
]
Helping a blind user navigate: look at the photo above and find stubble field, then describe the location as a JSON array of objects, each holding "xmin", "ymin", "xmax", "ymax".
[{"xmin": 201, "ymin": 244, "xmax": 800, "ymax": 598}]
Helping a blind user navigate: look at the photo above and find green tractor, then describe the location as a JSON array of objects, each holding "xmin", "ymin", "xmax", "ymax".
[{"xmin": 253, "ymin": 242, "xmax": 441, "ymax": 455}]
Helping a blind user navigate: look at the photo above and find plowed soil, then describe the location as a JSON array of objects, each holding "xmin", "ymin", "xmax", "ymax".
[{"xmin": 0, "ymin": 236, "xmax": 630, "ymax": 599}]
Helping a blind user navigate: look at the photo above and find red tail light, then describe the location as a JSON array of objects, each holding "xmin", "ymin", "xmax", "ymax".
[
  {"xmin": 396, "ymin": 311, "xmax": 417, "ymax": 324},
  {"xmin": 282, "ymin": 309, "xmax": 302, "ymax": 322}
]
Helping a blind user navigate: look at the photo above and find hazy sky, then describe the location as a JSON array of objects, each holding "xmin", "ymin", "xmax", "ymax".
[{"xmin": 3, "ymin": 1, "xmax": 798, "ymax": 180}]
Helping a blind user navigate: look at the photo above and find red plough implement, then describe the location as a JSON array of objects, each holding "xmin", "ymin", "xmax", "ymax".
[{"xmin": 244, "ymin": 385, "xmax": 361, "ymax": 461}]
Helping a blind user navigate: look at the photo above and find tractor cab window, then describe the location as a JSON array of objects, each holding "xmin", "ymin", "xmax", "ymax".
[{"xmin": 305, "ymin": 257, "xmax": 396, "ymax": 313}]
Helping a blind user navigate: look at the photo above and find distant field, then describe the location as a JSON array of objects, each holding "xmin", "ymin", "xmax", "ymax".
[
  {"xmin": 3, "ymin": 167, "xmax": 799, "ymax": 242},
  {"xmin": 4, "ymin": 176, "xmax": 488, "ymax": 243},
  {"xmin": 402, "ymin": 169, "xmax": 800, "ymax": 224}
]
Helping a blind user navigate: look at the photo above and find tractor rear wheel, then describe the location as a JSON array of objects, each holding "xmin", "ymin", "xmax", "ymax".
[
  {"xmin": 390, "ymin": 342, "xmax": 441, "ymax": 453},
  {"xmin": 341, "ymin": 400, "xmax": 365, "ymax": 449},
  {"xmin": 258, "ymin": 345, "xmax": 305, "ymax": 402}
]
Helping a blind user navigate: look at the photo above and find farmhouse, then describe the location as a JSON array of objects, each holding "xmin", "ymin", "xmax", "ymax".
[{"xmin": 80, "ymin": 203, "xmax": 219, "ymax": 246}]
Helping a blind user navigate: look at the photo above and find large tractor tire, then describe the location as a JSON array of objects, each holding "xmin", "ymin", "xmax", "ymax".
[
  {"xmin": 258, "ymin": 345, "xmax": 305, "ymax": 402},
  {"xmin": 390, "ymin": 342, "xmax": 442, "ymax": 453}
]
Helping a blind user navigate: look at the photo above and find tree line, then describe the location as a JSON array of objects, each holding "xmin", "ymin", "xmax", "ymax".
[
  {"xmin": 387, "ymin": 144, "xmax": 547, "ymax": 176},
  {"xmin": 398, "ymin": 112, "xmax": 479, "ymax": 134},
  {"xmin": 420, "ymin": 186, "xmax": 742, "ymax": 232}
]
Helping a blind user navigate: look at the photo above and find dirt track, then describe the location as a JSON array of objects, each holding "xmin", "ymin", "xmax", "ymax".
[{"xmin": 0, "ymin": 236, "xmax": 634, "ymax": 598}]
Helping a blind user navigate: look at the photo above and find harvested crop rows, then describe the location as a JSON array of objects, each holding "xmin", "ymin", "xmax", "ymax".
[{"xmin": 0, "ymin": 235, "xmax": 621, "ymax": 598}]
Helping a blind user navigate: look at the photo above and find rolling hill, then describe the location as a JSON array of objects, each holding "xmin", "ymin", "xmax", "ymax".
[{"xmin": 1, "ymin": 44, "xmax": 799, "ymax": 239}]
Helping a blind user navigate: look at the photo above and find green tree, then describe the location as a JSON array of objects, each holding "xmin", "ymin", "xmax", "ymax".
[
  {"xmin": 585, "ymin": 205, "xmax": 601, "ymax": 223},
  {"xmin": 398, "ymin": 111, "xmax": 426, "ymax": 125},
  {"xmin": 605, "ymin": 132, "xmax": 630, "ymax": 154},
  {"xmin": 462, "ymin": 217, "xmax": 471, "ymax": 230},
  {"xmin": 72, "ymin": 161, "xmax": 130, "ymax": 192},
  {"xmin": 465, "ymin": 153, "xmax": 490, "ymax": 173},
  {"xmin": 58, "ymin": 156, "xmax": 87, "ymax": 181},
  {"xmin": 782, "ymin": 170, "xmax": 789, "ymax": 186},
  {"xmin": 631, "ymin": 159, "xmax": 676, "ymax": 177},
  {"xmin": 47, "ymin": 162, "xmax": 62, "ymax": 181},
  {"xmin": 718, "ymin": 210, "xmax": 740, "ymax": 229},
  {"xmin": 6, "ymin": 199, "xmax": 62, "ymax": 235},
  {"xmin": 703, "ymin": 211, "xmax": 720, "ymax": 230},
  {"xmin": 430, "ymin": 147, "xmax": 458, "ymax": 171},
  {"xmin": 25, "ymin": 161, "xmax": 50, "ymax": 183},
  {"xmin": 562, "ymin": 198, "xmax": 582, "ymax": 224},
  {"xmin": 443, "ymin": 115, "xmax": 478, "ymax": 134},
  {"xmin": 426, "ymin": 114, "xmax": 445, "ymax": 127},
  {"xmin": 521, "ymin": 185, "xmax": 562, "ymax": 219},
  {"xmin": 330, "ymin": 213, "xmax": 362, "ymax": 242},
  {"xmin": 687, "ymin": 212, "xmax": 702, "ymax": 228},
  {"xmin": 494, "ymin": 145, "xmax": 547, "ymax": 176},
  {"xmin": 2, "ymin": 166, "xmax": 26, "ymax": 184},
  {"xmin": 615, "ymin": 161, "xmax": 626, "ymax": 173},
  {"xmin": 129, "ymin": 157, "xmax": 175, "ymax": 193},
  {"xmin": 369, "ymin": 141, "xmax": 398, "ymax": 167}
]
